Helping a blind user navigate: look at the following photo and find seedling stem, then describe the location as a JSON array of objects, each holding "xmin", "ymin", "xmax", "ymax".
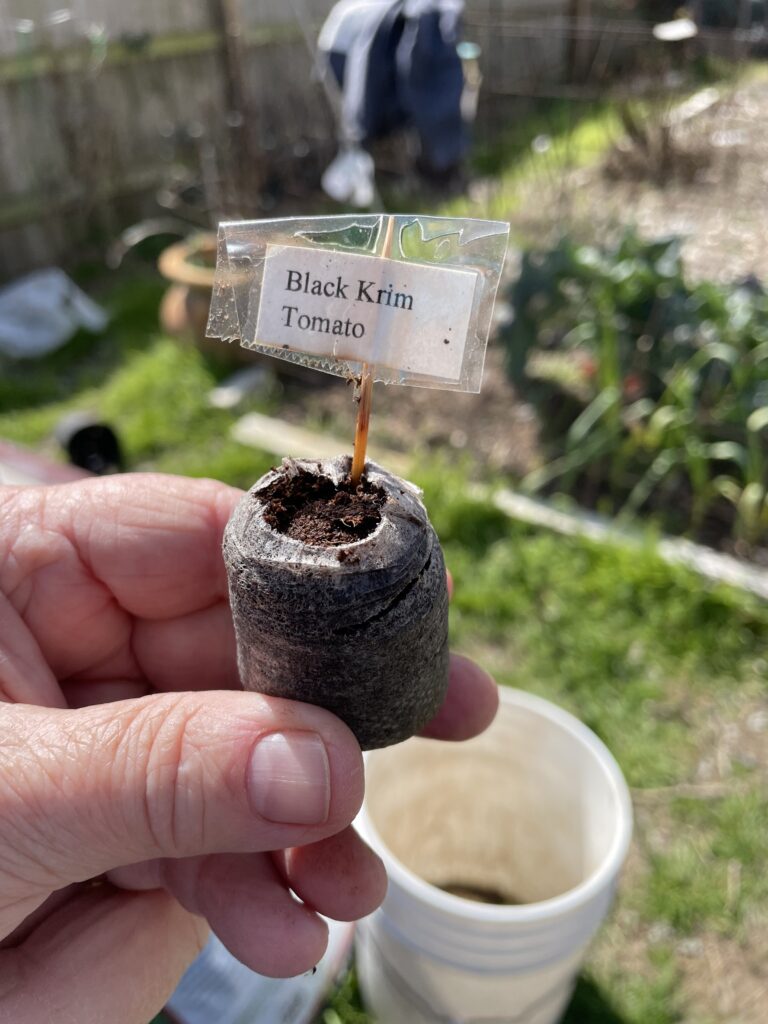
[{"xmin": 351, "ymin": 215, "xmax": 395, "ymax": 484}]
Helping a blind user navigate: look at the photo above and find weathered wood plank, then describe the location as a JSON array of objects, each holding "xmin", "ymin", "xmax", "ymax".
[
  {"xmin": 0, "ymin": 24, "xmax": 309, "ymax": 85},
  {"xmin": 0, "ymin": 0, "xmax": 569, "ymax": 278}
]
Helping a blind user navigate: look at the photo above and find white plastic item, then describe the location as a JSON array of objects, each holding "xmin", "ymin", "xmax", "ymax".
[
  {"xmin": 321, "ymin": 145, "xmax": 376, "ymax": 208},
  {"xmin": 207, "ymin": 214, "xmax": 509, "ymax": 393},
  {"xmin": 355, "ymin": 687, "xmax": 633, "ymax": 1024},
  {"xmin": 0, "ymin": 268, "xmax": 107, "ymax": 358},
  {"xmin": 165, "ymin": 919, "xmax": 354, "ymax": 1024}
]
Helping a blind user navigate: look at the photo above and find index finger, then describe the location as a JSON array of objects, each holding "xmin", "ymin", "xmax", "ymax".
[
  {"xmin": 0, "ymin": 474, "xmax": 242, "ymax": 687},
  {"xmin": 17, "ymin": 473, "xmax": 242, "ymax": 619}
]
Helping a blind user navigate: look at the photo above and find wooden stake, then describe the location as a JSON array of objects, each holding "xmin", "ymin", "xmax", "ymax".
[
  {"xmin": 350, "ymin": 365, "xmax": 374, "ymax": 484},
  {"xmin": 350, "ymin": 215, "xmax": 395, "ymax": 484}
]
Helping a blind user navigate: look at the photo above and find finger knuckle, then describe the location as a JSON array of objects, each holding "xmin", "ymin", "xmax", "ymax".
[{"xmin": 119, "ymin": 696, "xmax": 209, "ymax": 858}]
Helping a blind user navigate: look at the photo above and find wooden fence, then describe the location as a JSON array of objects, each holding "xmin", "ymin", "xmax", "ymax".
[
  {"xmin": 6, "ymin": 0, "xmax": 700, "ymax": 281},
  {"xmin": 0, "ymin": 0, "xmax": 344, "ymax": 278}
]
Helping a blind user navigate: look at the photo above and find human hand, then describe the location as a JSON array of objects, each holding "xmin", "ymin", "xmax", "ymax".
[{"xmin": 0, "ymin": 474, "xmax": 498, "ymax": 1023}]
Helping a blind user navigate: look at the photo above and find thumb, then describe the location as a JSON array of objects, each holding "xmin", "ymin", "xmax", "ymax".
[{"xmin": 0, "ymin": 691, "xmax": 363, "ymax": 901}]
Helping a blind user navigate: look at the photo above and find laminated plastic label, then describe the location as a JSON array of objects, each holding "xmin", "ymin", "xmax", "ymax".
[{"xmin": 207, "ymin": 214, "xmax": 509, "ymax": 393}]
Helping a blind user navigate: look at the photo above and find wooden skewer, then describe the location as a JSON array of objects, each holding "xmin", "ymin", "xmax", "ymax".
[
  {"xmin": 350, "ymin": 215, "xmax": 395, "ymax": 484},
  {"xmin": 350, "ymin": 364, "xmax": 374, "ymax": 485}
]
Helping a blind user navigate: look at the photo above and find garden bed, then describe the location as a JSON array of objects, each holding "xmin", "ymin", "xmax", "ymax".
[{"xmin": 2, "ymin": 276, "xmax": 767, "ymax": 1024}]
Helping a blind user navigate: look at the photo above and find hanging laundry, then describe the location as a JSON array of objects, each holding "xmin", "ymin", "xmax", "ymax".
[
  {"xmin": 321, "ymin": 143, "xmax": 377, "ymax": 207},
  {"xmin": 319, "ymin": 0, "xmax": 467, "ymax": 202}
]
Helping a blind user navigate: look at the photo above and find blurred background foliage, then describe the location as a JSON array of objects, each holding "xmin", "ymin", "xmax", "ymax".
[{"xmin": 502, "ymin": 231, "xmax": 768, "ymax": 551}]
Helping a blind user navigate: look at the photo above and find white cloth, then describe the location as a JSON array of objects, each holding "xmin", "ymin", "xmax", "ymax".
[
  {"xmin": 318, "ymin": 0, "xmax": 391, "ymax": 53},
  {"xmin": 0, "ymin": 268, "xmax": 108, "ymax": 359},
  {"xmin": 321, "ymin": 144, "xmax": 376, "ymax": 207}
]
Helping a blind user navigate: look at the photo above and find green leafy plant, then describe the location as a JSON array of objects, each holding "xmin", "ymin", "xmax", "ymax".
[{"xmin": 500, "ymin": 230, "xmax": 768, "ymax": 550}]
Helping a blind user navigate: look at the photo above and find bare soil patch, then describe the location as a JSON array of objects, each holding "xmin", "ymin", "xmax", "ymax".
[{"xmin": 276, "ymin": 343, "xmax": 542, "ymax": 479}]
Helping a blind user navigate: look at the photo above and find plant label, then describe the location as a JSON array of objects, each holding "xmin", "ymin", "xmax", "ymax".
[
  {"xmin": 254, "ymin": 244, "xmax": 477, "ymax": 381},
  {"xmin": 208, "ymin": 214, "xmax": 509, "ymax": 392}
]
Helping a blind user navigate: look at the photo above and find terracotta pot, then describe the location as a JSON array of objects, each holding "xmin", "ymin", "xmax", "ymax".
[
  {"xmin": 158, "ymin": 233, "xmax": 254, "ymax": 365},
  {"xmin": 157, "ymin": 234, "xmax": 333, "ymax": 384}
]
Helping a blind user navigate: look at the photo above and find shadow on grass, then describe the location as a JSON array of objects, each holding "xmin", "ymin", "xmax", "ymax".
[{"xmin": 562, "ymin": 975, "xmax": 628, "ymax": 1024}]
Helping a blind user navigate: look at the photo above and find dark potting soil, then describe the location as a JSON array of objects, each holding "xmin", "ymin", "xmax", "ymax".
[
  {"xmin": 260, "ymin": 467, "xmax": 386, "ymax": 546},
  {"xmin": 439, "ymin": 881, "xmax": 521, "ymax": 905}
]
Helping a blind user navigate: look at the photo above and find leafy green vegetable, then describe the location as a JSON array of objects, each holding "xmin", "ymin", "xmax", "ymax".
[{"xmin": 501, "ymin": 230, "xmax": 768, "ymax": 548}]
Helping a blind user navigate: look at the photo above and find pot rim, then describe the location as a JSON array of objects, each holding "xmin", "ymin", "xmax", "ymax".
[{"xmin": 158, "ymin": 233, "xmax": 218, "ymax": 289}]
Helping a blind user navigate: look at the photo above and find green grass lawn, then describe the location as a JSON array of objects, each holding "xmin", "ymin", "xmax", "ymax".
[{"xmin": 5, "ymin": 271, "xmax": 767, "ymax": 1024}]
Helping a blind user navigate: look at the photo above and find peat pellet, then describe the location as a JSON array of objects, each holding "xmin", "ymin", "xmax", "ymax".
[{"xmin": 223, "ymin": 456, "xmax": 450, "ymax": 749}]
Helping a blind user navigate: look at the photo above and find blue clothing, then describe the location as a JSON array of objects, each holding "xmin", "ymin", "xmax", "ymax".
[{"xmin": 320, "ymin": 0, "xmax": 467, "ymax": 172}]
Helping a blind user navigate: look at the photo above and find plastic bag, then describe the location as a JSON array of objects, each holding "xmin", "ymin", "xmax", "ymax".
[
  {"xmin": 207, "ymin": 213, "xmax": 508, "ymax": 393},
  {"xmin": 0, "ymin": 268, "xmax": 107, "ymax": 359}
]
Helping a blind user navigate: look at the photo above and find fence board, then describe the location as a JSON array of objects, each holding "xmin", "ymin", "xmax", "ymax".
[
  {"xmin": 1, "ymin": 0, "xmax": 213, "ymax": 53},
  {"xmin": 0, "ymin": 0, "xmax": 570, "ymax": 279}
]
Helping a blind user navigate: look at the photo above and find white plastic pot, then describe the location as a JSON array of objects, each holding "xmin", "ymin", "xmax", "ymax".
[{"xmin": 355, "ymin": 687, "xmax": 633, "ymax": 1024}]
